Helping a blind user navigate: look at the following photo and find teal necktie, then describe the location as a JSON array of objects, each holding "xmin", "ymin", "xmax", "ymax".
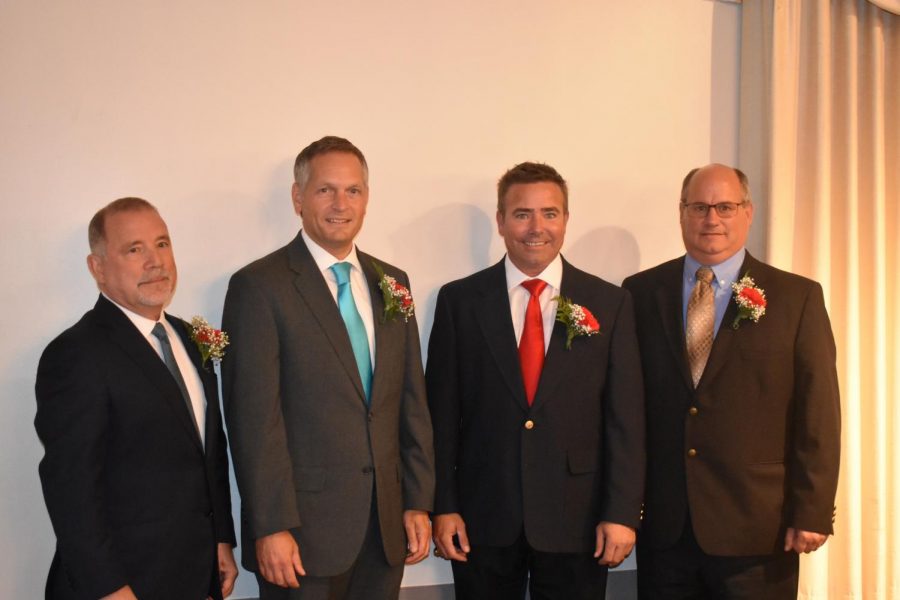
[{"xmin": 330, "ymin": 262, "xmax": 372, "ymax": 401}]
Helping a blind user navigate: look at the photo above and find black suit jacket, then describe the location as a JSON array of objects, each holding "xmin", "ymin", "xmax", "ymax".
[
  {"xmin": 35, "ymin": 295, "xmax": 236, "ymax": 599},
  {"xmin": 427, "ymin": 258, "xmax": 645, "ymax": 553},
  {"xmin": 221, "ymin": 233, "xmax": 434, "ymax": 576},
  {"xmin": 622, "ymin": 252, "xmax": 840, "ymax": 556}
]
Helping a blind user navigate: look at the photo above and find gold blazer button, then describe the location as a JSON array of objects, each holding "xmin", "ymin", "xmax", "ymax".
[{"xmin": 524, "ymin": 420, "xmax": 535, "ymax": 430}]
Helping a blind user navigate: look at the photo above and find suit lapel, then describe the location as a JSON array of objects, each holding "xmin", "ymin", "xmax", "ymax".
[
  {"xmin": 94, "ymin": 296, "xmax": 204, "ymax": 452},
  {"xmin": 474, "ymin": 261, "xmax": 529, "ymax": 412},
  {"xmin": 696, "ymin": 253, "xmax": 752, "ymax": 388},
  {"xmin": 529, "ymin": 259, "xmax": 577, "ymax": 412},
  {"xmin": 288, "ymin": 234, "xmax": 367, "ymax": 403},
  {"xmin": 170, "ymin": 316, "xmax": 215, "ymax": 450},
  {"xmin": 360, "ymin": 253, "xmax": 389, "ymax": 409},
  {"xmin": 654, "ymin": 258, "xmax": 695, "ymax": 390}
]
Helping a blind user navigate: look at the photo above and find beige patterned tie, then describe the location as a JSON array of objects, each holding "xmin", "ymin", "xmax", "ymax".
[{"xmin": 686, "ymin": 267, "xmax": 715, "ymax": 387}]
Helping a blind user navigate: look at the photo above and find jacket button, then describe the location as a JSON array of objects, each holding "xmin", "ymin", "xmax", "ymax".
[
  {"xmin": 524, "ymin": 420, "xmax": 535, "ymax": 430},
  {"xmin": 362, "ymin": 466, "xmax": 374, "ymax": 474},
  {"xmin": 688, "ymin": 407, "xmax": 698, "ymax": 416},
  {"xmin": 687, "ymin": 448, "xmax": 697, "ymax": 457}
]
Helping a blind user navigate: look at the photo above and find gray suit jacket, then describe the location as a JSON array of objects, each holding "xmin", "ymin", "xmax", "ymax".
[{"xmin": 222, "ymin": 232, "xmax": 434, "ymax": 576}]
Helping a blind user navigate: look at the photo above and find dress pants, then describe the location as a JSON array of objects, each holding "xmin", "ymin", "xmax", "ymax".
[
  {"xmin": 257, "ymin": 495, "xmax": 403, "ymax": 600},
  {"xmin": 637, "ymin": 515, "xmax": 799, "ymax": 600},
  {"xmin": 451, "ymin": 530, "xmax": 608, "ymax": 600}
]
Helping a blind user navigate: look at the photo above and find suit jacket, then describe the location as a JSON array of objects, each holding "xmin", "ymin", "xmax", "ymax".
[
  {"xmin": 35, "ymin": 294, "xmax": 236, "ymax": 600},
  {"xmin": 426, "ymin": 258, "xmax": 645, "ymax": 553},
  {"xmin": 221, "ymin": 232, "xmax": 434, "ymax": 576},
  {"xmin": 622, "ymin": 252, "xmax": 841, "ymax": 556}
]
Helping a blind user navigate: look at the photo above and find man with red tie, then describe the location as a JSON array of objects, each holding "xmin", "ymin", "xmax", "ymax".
[{"xmin": 426, "ymin": 162, "xmax": 645, "ymax": 599}]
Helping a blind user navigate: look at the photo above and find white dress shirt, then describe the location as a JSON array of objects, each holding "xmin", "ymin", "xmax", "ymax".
[
  {"xmin": 104, "ymin": 294, "xmax": 207, "ymax": 446},
  {"xmin": 505, "ymin": 254, "xmax": 564, "ymax": 354},
  {"xmin": 302, "ymin": 229, "xmax": 376, "ymax": 369}
]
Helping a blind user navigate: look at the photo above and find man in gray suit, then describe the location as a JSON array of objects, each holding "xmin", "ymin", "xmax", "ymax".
[{"xmin": 222, "ymin": 136, "xmax": 435, "ymax": 600}]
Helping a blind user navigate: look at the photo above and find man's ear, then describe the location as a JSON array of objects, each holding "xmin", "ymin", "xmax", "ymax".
[
  {"xmin": 291, "ymin": 182, "xmax": 303, "ymax": 217},
  {"xmin": 87, "ymin": 253, "xmax": 105, "ymax": 285}
]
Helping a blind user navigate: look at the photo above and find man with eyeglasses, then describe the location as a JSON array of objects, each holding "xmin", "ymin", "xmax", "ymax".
[{"xmin": 622, "ymin": 163, "xmax": 840, "ymax": 599}]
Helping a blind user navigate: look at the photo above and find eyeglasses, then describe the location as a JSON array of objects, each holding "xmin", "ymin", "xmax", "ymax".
[{"xmin": 681, "ymin": 202, "xmax": 747, "ymax": 219}]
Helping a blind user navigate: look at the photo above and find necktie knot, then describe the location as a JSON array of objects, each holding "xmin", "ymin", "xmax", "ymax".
[
  {"xmin": 331, "ymin": 261, "xmax": 352, "ymax": 285},
  {"xmin": 521, "ymin": 279, "xmax": 547, "ymax": 298},
  {"xmin": 151, "ymin": 322, "xmax": 168, "ymax": 342},
  {"xmin": 696, "ymin": 267, "xmax": 714, "ymax": 285}
]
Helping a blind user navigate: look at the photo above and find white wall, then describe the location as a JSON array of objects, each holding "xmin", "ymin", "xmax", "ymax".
[{"xmin": 0, "ymin": 1, "xmax": 742, "ymax": 597}]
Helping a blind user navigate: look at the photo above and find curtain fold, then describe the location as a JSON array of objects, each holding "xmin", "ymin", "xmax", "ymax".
[{"xmin": 739, "ymin": 1, "xmax": 899, "ymax": 597}]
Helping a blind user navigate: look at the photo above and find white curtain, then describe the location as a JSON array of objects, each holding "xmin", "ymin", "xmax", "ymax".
[{"xmin": 739, "ymin": 0, "xmax": 900, "ymax": 598}]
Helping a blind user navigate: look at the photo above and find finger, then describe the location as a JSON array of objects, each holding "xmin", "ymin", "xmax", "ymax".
[
  {"xmin": 784, "ymin": 527, "xmax": 796, "ymax": 552},
  {"xmin": 594, "ymin": 528, "xmax": 606, "ymax": 559},
  {"xmin": 404, "ymin": 518, "xmax": 422, "ymax": 556},
  {"xmin": 437, "ymin": 533, "xmax": 467, "ymax": 562},
  {"xmin": 292, "ymin": 549, "xmax": 306, "ymax": 579},
  {"xmin": 456, "ymin": 524, "xmax": 471, "ymax": 554}
]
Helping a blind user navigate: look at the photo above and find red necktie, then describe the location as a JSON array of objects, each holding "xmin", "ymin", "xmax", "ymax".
[{"xmin": 519, "ymin": 279, "xmax": 548, "ymax": 406}]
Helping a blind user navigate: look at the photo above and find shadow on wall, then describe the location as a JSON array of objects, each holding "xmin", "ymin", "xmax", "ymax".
[
  {"xmin": 391, "ymin": 202, "xmax": 495, "ymax": 338},
  {"xmin": 564, "ymin": 227, "xmax": 641, "ymax": 286}
]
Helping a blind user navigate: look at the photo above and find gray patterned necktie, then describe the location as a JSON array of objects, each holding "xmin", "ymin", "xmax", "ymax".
[{"xmin": 686, "ymin": 267, "xmax": 715, "ymax": 388}]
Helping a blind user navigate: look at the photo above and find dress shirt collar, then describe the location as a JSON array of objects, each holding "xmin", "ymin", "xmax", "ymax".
[
  {"xmin": 504, "ymin": 254, "xmax": 563, "ymax": 293},
  {"xmin": 302, "ymin": 229, "xmax": 363, "ymax": 275},
  {"xmin": 102, "ymin": 293, "xmax": 171, "ymax": 336},
  {"xmin": 683, "ymin": 248, "xmax": 746, "ymax": 290}
]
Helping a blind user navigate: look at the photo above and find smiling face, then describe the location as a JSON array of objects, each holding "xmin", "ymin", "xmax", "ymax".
[
  {"xmin": 496, "ymin": 181, "xmax": 569, "ymax": 276},
  {"xmin": 87, "ymin": 208, "xmax": 177, "ymax": 320},
  {"xmin": 680, "ymin": 164, "xmax": 753, "ymax": 265},
  {"xmin": 292, "ymin": 151, "xmax": 369, "ymax": 259}
]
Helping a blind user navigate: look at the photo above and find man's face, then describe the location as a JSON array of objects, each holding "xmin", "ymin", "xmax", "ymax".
[
  {"xmin": 680, "ymin": 165, "xmax": 753, "ymax": 265},
  {"xmin": 496, "ymin": 181, "xmax": 569, "ymax": 276},
  {"xmin": 292, "ymin": 151, "xmax": 368, "ymax": 259},
  {"xmin": 87, "ymin": 208, "xmax": 177, "ymax": 320}
]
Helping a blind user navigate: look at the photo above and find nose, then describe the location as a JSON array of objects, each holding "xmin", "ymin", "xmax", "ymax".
[
  {"xmin": 144, "ymin": 246, "xmax": 163, "ymax": 267},
  {"xmin": 702, "ymin": 206, "xmax": 722, "ymax": 225},
  {"xmin": 332, "ymin": 190, "xmax": 350, "ymax": 210}
]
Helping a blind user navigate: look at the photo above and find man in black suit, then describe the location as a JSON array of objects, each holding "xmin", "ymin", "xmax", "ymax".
[
  {"xmin": 427, "ymin": 162, "xmax": 645, "ymax": 599},
  {"xmin": 35, "ymin": 197, "xmax": 237, "ymax": 599},
  {"xmin": 222, "ymin": 136, "xmax": 434, "ymax": 600},
  {"xmin": 622, "ymin": 164, "xmax": 840, "ymax": 598}
]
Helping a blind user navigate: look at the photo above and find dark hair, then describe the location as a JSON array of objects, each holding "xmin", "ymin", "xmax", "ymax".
[
  {"xmin": 88, "ymin": 197, "xmax": 158, "ymax": 254},
  {"xmin": 497, "ymin": 162, "xmax": 568, "ymax": 213},
  {"xmin": 293, "ymin": 136, "xmax": 368, "ymax": 188},
  {"xmin": 680, "ymin": 164, "xmax": 752, "ymax": 204}
]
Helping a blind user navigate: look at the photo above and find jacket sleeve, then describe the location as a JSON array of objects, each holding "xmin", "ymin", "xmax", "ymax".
[
  {"xmin": 396, "ymin": 272, "xmax": 436, "ymax": 512},
  {"xmin": 425, "ymin": 286, "xmax": 463, "ymax": 515},
  {"xmin": 787, "ymin": 281, "xmax": 841, "ymax": 533},
  {"xmin": 35, "ymin": 337, "xmax": 129, "ymax": 598},
  {"xmin": 599, "ymin": 289, "xmax": 646, "ymax": 529},
  {"xmin": 222, "ymin": 270, "xmax": 301, "ymax": 538}
]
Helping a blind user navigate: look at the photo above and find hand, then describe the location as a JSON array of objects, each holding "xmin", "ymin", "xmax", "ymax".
[
  {"xmin": 403, "ymin": 510, "xmax": 432, "ymax": 565},
  {"xmin": 594, "ymin": 522, "xmax": 636, "ymax": 567},
  {"xmin": 101, "ymin": 586, "xmax": 138, "ymax": 600},
  {"xmin": 256, "ymin": 530, "xmax": 306, "ymax": 588},
  {"xmin": 432, "ymin": 513, "xmax": 470, "ymax": 562},
  {"xmin": 784, "ymin": 527, "xmax": 828, "ymax": 553},
  {"xmin": 217, "ymin": 543, "xmax": 239, "ymax": 597}
]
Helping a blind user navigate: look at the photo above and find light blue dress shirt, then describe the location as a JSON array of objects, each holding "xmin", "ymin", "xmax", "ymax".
[{"xmin": 682, "ymin": 248, "xmax": 746, "ymax": 337}]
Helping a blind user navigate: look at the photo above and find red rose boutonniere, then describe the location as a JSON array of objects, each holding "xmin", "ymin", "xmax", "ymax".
[
  {"xmin": 731, "ymin": 274, "xmax": 767, "ymax": 329},
  {"xmin": 373, "ymin": 261, "xmax": 415, "ymax": 323},
  {"xmin": 554, "ymin": 295, "xmax": 600, "ymax": 350},
  {"xmin": 189, "ymin": 316, "xmax": 229, "ymax": 368}
]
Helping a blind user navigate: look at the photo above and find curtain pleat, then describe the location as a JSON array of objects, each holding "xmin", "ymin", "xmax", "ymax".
[{"xmin": 740, "ymin": 1, "xmax": 900, "ymax": 597}]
